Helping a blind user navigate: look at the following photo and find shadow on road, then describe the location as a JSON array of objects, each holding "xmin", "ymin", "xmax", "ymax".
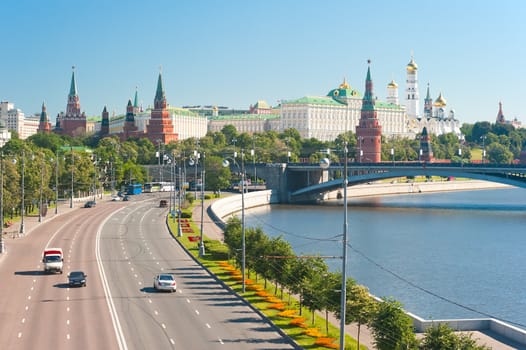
[{"xmin": 14, "ymin": 270, "xmax": 48, "ymax": 276}]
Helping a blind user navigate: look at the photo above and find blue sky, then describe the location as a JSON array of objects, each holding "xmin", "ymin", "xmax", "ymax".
[{"xmin": 3, "ymin": 0, "xmax": 526, "ymax": 125}]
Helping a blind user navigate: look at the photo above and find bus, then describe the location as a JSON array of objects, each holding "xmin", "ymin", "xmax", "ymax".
[
  {"xmin": 144, "ymin": 182, "xmax": 173, "ymax": 193},
  {"xmin": 126, "ymin": 183, "xmax": 143, "ymax": 195}
]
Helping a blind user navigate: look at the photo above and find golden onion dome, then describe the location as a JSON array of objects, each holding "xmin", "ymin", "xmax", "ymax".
[
  {"xmin": 339, "ymin": 77, "xmax": 350, "ymax": 90},
  {"xmin": 433, "ymin": 92, "xmax": 447, "ymax": 107},
  {"xmin": 387, "ymin": 79, "xmax": 398, "ymax": 88},
  {"xmin": 406, "ymin": 58, "xmax": 418, "ymax": 72}
]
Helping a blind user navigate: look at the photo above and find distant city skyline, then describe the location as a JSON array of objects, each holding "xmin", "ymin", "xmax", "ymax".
[{"xmin": 3, "ymin": 0, "xmax": 526, "ymax": 125}]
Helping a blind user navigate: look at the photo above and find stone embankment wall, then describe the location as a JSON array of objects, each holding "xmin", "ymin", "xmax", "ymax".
[{"xmin": 209, "ymin": 181, "xmax": 526, "ymax": 346}]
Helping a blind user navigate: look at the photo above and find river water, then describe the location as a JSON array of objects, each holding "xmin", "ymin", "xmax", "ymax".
[{"xmin": 242, "ymin": 188, "xmax": 526, "ymax": 329}]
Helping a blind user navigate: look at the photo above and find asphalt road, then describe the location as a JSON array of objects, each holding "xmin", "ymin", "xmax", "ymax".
[
  {"xmin": 0, "ymin": 201, "xmax": 121, "ymax": 350},
  {"xmin": 99, "ymin": 194, "xmax": 297, "ymax": 349}
]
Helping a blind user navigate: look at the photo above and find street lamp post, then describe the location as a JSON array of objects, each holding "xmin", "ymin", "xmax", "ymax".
[
  {"xmin": 20, "ymin": 150, "xmax": 25, "ymax": 235},
  {"xmin": 38, "ymin": 155, "xmax": 44, "ymax": 223},
  {"xmin": 54, "ymin": 152, "xmax": 59, "ymax": 214},
  {"xmin": 320, "ymin": 143, "xmax": 349, "ymax": 349},
  {"xmin": 177, "ymin": 158, "xmax": 183, "ymax": 237},
  {"xmin": 358, "ymin": 136, "xmax": 363, "ymax": 163},
  {"xmin": 70, "ymin": 147, "xmax": 74, "ymax": 208},
  {"xmin": 198, "ymin": 153, "xmax": 206, "ymax": 257},
  {"xmin": 481, "ymin": 135, "xmax": 487, "ymax": 164},
  {"xmin": 222, "ymin": 151, "xmax": 246, "ymax": 292},
  {"xmin": 0, "ymin": 152, "xmax": 4, "ymax": 253},
  {"xmin": 391, "ymin": 147, "xmax": 395, "ymax": 165}
]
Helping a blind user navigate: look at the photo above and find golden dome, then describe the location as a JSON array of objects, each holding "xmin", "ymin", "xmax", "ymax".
[
  {"xmin": 406, "ymin": 58, "xmax": 418, "ymax": 72},
  {"xmin": 433, "ymin": 92, "xmax": 447, "ymax": 107},
  {"xmin": 339, "ymin": 77, "xmax": 350, "ymax": 90},
  {"xmin": 387, "ymin": 79, "xmax": 398, "ymax": 88}
]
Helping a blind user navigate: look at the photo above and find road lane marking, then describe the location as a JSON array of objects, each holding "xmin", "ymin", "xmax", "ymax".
[
  {"xmin": 161, "ymin": 323, "xmax": 166, "ymax": 329},
  {"xmin": 67, "ymin": 320, "xmax": 70, "ymax": 325},
  {"xmin": 18, "ymin": 332, "xmax": 22, "ymax": 338},
  {"xmin": 219, "ymin": 338, "xmax": 224, "ymax": 344},
  {"xmin": 186, "ymin": 298, "xmax": 190, "ymax": 303},
  {"xmin": 67, "ymin": 307, "xmax": 70, "ymax": 312},
  {"xmin": 206, "ymin": 323, "xmax": 211, "ymax": 328},
  {"xmin": 148, "ymin": 299, "xmax": 152, "ymax": 303},
  {"xmin": 195, "ymin": 310, "xmax": 199, "ymax": 315},
  {"xmin": 27, "ymin": 296, "xmax": 31, "ymax": 300},
  {"xmin": 25, "ymin": 306, "xmax": 29, "ymax": 311},
  {"xmin": 22, "ymin": 318, "xmax": 25, "ymax": 323},
  {"xmin": 67, "ymin": 334, "xmax": 70, "ymax": 340},
  {"xmin": 170, "ymin": 339, "xmax": 175, "ymax": 345},
  {"xmin": 154, "ymin": 310, "xmax": 158, "ymax": 315}
]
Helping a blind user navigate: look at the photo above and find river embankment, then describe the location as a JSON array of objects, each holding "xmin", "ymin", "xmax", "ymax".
[{"xmin": 209, "ymin": 180, "xmax": 526, "ymax": 348}]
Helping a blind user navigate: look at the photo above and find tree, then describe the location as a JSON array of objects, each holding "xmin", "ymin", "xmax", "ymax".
[
  {"xmin": 204, "ymin": 155, "xmax": 231, "ymax": 193},
  {"xmin": 370, "ymin": 298, "xmax": 417, "ymax": 350},
  {"xmin": 421, "ymin": 323, "xmax": 492, "ymax": 350},
  {"xmin": 487, "ymin": 143, "xmax": 514, "ymax": 164},
  {"xmin": 347, "ymin": 284, "xmax": 377, "ymax": 350}
]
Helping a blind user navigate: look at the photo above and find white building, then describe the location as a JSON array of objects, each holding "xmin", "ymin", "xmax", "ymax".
[
  {"xmin": 405, "ymin": 57, "xmax": 420, "ymax": 120},
  {"xmin": 0, "ymin": 101, "xmax": 38, "ymax": 140},
  {"xmin": 280, "ymin": 78, "xmax": 409, "ymax": 141}
]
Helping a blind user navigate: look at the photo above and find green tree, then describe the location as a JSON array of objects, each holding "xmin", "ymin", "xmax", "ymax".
[
  {"xmin": 347, "ymin": 284, "xmax": 377, "ymax": 350},
  {"xmin": 421, "ymin": 323, "xmax": 492, "ymax": 350},
  {"xmin": 370, "ymin": 298, "xmax": 417, "ymax": 350},
  {"xmin": 204, "ymin": 155, "xmax": 231, "ymax": 193},
  {"xmin": 487, "ymin": 143, "xmax": 514, "ymax": 164}
]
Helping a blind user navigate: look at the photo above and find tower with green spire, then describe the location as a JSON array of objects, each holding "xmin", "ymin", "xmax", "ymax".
[
  {"xmin": 355, "ymin": 60, "xmax": 382, "ymax": 163},
  {"xmin": 38, "ymin": 101, "xmax": 52, "ymax": 133},
  {"xmin": 147, "ymin": 69, "xmax": 178, "ymax": 144},
  {"xmin": 56, "ymin": 66, "xmax": 87, "ymax": 137}
]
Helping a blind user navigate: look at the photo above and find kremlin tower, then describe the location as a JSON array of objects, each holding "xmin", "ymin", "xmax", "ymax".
[
  {"xmin": 100, "ymin": 106, "xmax": 110, "ymax": 137},
  {"xmin": 146, "ymin": 70, "xmax": 178, "ymax": 144},
  {"xmin": 38, "ymin": 101, "xmax": 52, "ymax": 133},
  {"xmin": 496, "ymin": 102, "xmax": 506, "ymax": 124},
  {"xmin": 356, "ymin": 61, "xmax": 382, "ymax": 163},
  {"xmin": 419, "ymin": 127, "xmax": 434, "ymax": 162},
  {"xmin": 56, "ymin": 67, "xmax": 87, "ymax": 137}
]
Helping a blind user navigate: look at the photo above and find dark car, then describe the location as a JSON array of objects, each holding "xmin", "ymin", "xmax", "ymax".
[
  {"xmin": 159, "ymin": 200, "xmax": 168, "ymax": 208},
  {"xmin": 84, "ymin": 200, "xmax": 96, "ymax": 208},
  {"xmin": 123, "ymin": 195, "xmax": 129, "ymax": 201},
  {"xmin": 68, "ymin": 271, "xmax": 87, "ymax": 287}
]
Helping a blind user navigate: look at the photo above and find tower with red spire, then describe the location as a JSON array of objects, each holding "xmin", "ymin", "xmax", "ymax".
[
  {"xmin": 355, "ymin": 60, "xmax": 382, "ymax": 162},
  {"xmin": 56, "ymin": 66, "xmax": 87, "ymax": 137},
  {"xmin": 38, "ymin": 101, "xmax": 52, "ymax": 133},
  {"xmin": 419, "ymin": 127, "xmax": 434, "ymax": 162},
  {"xmin": 146, "ymin": 69, "xmax": 178, "ymax": 144}
]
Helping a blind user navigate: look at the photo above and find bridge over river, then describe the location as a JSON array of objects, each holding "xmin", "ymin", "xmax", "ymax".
[{"xmin": 147, "ymin": 162, "xmax": 526, "ymax": 203}]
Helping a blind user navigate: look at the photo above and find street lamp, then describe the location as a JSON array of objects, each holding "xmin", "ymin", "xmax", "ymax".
[
  {"xmin": 19, "ymin": 150, "xmax": 26, "ymax": 235},
  {"xmin": 391, "ymin": 147, "xmax": 395, "ymax": 164},
  {"xmin": 38, "ymin": 154, "xmax": 44, "ymax": 223},
  {"xmin": 319, "ymin": 143, "xmax": 349, "ymax": 350},
  {"xmin": 0, "ymin": 152, "xmax": 4, "ymax": 253},
  {"xmin": 70, "ymin": 147, "xmax": 74, "ymax": 208},
  {"xmin": 198, "ymin": 152, "xmax": 206, "ymax": 257},
  {"xmin": 481, "ymin": 135, "xmax": 487, "ymax": 164},
  {"xmin": 358, "ymin": 136, "xmax": 363, "ymax": 163},
  {"xmin": 222, "ymin": 150, "xmax": 246, "ymax": 292}
]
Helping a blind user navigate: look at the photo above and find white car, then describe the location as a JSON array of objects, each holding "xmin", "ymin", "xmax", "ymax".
[{"xmin": 153, "ymin": 274, "xmax": 177, "ymax": 292}]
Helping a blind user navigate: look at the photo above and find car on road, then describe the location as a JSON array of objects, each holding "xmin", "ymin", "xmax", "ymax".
[
  {"xmin": 153, "ymin": 273, "xmax": 176, "ymax": 292},
  {"xmin": 68, "ymin": 271, "xmax": 87, "ymax": 287},
  {"xmin": 111, "ymin": 196, "xmax": 121, "ymax": 201},
  {"xmin": 159, "ymin": 200, "xmax": 168, "ymax": 208},
  {"xmin": 123, "ymin": 195, "xmax": 129, "ymax": 201},
  {"xmin": 84, "ymin": 200, "xmax": 96, "ymax": 208}
]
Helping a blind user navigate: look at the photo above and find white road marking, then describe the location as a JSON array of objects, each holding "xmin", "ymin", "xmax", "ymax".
[
  {"xmin": 154, "ymin": 310, "xmax": 158, "ymax": 315},
  {"xmin": 186, "ymin": 298, "xmax": 190, "ymax": 303},
  {"xmin": 67, "ymin": 320, "xmax": 70, "ymax": 325},
  {"xmin": 27, "ymin": 296, "xmax": 31, "ymax": 300},
  {"xmin": 67, "ymin": 307, "xmax": 70, "ymax": 312},
  {"xmin": 218, "ymin": 338, "xmax": 224, "ymax": 344},
  {"xmin": 170, "ymin": 339, "xmax": 175, "ymax": 345},
  {"xmin": 18, "ymin": 332, "xmax": 22, "ymax": 338},
  {"xmin": 21, "ymin": 318, "xmax": 25, "ymax": 323},
  {"xmin": 161, "ymin": 323, "xmax": 166, "ymax": 329},
  {"xmin": 206, "ymin": 323, "xmax": 211, "ymax": 328},
  {"xmin": 25, "ymin": 306, "xmax": 29, "ymax": 311},
  {"xmin": 67, "ymin": 334, "xmax": 70, "ymax": 340},
  {"xmin": 195, "ymin": 310, "xmax": 199, "ymax": 315}
]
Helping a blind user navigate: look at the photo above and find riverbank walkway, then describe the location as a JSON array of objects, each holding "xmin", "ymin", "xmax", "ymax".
[{"xmin": 192, "ymin": 195, "xmax": 525, "ymax": 350}]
